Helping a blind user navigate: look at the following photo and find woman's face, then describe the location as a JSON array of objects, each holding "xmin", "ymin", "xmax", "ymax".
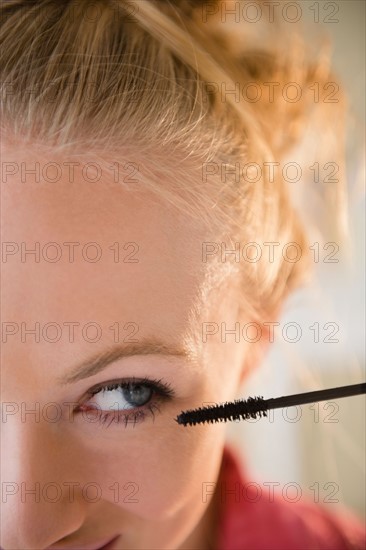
[{"xmin": 1, "ymin": 149, "xmax": 253, "ymax": 550}]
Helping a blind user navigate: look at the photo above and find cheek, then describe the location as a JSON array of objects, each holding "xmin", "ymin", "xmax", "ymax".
[{"xmin": 77, "ymin": 424, "xmax": 226, "ymax": 520}]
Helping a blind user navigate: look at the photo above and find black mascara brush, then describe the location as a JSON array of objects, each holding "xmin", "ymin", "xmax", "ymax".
[{"xmin": 175, "ymin": 382, "xmax": 366, "ymax": 427}]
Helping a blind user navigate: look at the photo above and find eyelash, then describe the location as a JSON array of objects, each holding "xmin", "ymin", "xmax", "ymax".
[{"xmin": 78, "ymin": 376, "xmax": 175, "ymax": 429}]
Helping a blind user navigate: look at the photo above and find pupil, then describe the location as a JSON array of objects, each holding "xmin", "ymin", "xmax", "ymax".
[{"xmin": 122, "ymin": 383, "xmax": 152, "ymax": 406}]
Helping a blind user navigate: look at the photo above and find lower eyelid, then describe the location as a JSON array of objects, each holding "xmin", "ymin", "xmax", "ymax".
[
  {"xmin": 78, "ymin": 398, "xmax": 164, "ymax": 429},
  {"xmin": 98, "ymin": 408, "xmax": 146, "ymax": 428}
]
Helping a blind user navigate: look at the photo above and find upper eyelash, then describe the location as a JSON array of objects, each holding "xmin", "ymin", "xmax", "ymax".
[
  {"xmin": 79, "ymin": 376, "xmax": 175, "ymax": 428},
  {"xmin": 88, "ymin": 376, "xmax": 175, "ymax": 399}
]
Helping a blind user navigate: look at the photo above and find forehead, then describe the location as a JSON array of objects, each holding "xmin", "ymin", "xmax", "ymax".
[
  {"xmin": 3, "ymin": 147, "xmax": 210, "ymax": 297},
  {"xmin": 2, "ymin": 147, "xmax": 234, "ymax": 375}
]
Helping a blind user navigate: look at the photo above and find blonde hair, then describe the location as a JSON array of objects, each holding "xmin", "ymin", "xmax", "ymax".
[{"xmin": 0, "ymin": 0, "xmax": 347, "ymax": 321}]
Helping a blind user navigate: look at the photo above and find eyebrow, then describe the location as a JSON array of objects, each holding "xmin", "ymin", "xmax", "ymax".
[{"xmin": 58, "ymin": 339, "xmax": 191, "ymax": 385}]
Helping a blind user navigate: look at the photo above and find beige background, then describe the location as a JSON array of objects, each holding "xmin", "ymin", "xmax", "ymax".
[{"xmin": 228, "ymin": 0, "xmax": 365, "ymax": 521}]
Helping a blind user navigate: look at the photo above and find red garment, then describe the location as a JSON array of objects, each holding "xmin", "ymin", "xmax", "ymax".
[{"xmin": 215, "ymin": 445, "xmax": 366, "ymax": 550}]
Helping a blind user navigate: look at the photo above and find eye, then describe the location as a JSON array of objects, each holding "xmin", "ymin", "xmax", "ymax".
[
  {"xmin": 78, "ymin": 377, "xmax": 175, "ymax": 428},
  {"xmin": 89, "ymin": 382, "xmax": 153, "ymax": 410}
]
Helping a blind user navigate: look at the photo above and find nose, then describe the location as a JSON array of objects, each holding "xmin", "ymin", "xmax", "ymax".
[{"xmin": 0, "ymin": 410, "xmax": 86, "ymax": 549}]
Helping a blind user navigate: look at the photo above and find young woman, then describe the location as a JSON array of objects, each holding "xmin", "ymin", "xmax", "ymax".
[{"xmin": 1, "ymin": 1, "xmax": 365, "ymax": 549}]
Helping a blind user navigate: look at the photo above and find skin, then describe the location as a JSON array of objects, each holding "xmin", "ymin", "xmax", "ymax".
[{"xmin": 1, "ymin": 147, "xmax": 269, "ymax": 550}]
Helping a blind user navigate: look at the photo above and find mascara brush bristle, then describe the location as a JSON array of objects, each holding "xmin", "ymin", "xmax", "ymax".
[
  {"xmin": 175, "ymin": 396, "xmax": 267, "ymax": 426},
  {"xmin": 175, "ymin": 382, "xmax": 366, "ymax": 427}
]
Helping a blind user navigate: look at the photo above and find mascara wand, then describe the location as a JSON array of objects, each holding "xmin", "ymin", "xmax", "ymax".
[{"xmin": 175, "ymin": 382, "xmax": 366, "ymax": 427}]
